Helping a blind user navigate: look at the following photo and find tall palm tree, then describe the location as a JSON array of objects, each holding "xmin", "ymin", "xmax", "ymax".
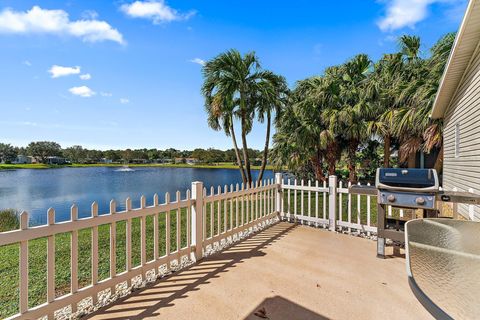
[
  {"xmin": 366, "ymin": 53, "xmax": 404, "ymax": 167},
  {"xmin": 394, "ymin": 35, "xmax": 429, "ymax": 167},
  {"xmin": 271, "ymin": 76, "xmax": 331, "ymax": 181},
  {"xmin": 399, "ymin": 35, "xmax": 421, "ymax": 62},
  {"xmin": 255, "ymin": 72, "xmax": 289, "ymax": 182},
  {"xmin": 322, "ymin": 55, "xmax": 371, "ymax": 182},
  {"xmin": 395, "ymin": 33, "xmax": 455, "ymax": 171},
  {"xmin": 202, "ymin": 49, "xmax": 287, "ymax": 185},
  {"xmin": 203, "ymin": 93, "xmax": 247, "ymax": 182}
]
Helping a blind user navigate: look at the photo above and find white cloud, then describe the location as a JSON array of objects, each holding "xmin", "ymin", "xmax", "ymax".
[
  {"xmin": 100, "ymin": 92, "xmax": 112, "ymax": 97},
  {"xmin": 49, "ymin": 65, "xmax": 81, "ymax": 78},
  {"xmin": 189, "ymin": 58, "xmax": 205, "ymax": 66},
  {"xmin": 120, "ymin": 98, "xmax": 130, "ymax": 104},
  {"xmin": 79, "ymin": 73, "xmax": 91, "ymax": 80},
  {"xmin": 377, "ymin": 0, "xmax": 434, "ymax": 31},
  {"xmin": 120, "ymin": 1, "xmax": 195, "ymax": 24},
  {"xmin": 23, "ymin": 60, "xmax": 31, "ymax": 66},
  {"xmin": 69, "ymin": 86, "xmax": 96, "ymax": 97},
  {"xmin": 377, "ymin": 0, "xmax": 467, "ymax": 31},
  {"xmin": 0, "ymin": 6, "xmax": 124, "ymax": 44}
]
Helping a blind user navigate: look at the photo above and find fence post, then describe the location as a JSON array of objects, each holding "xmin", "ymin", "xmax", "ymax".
[
  {"xmin": 275, "ymin": 173, "xmax": 283, "ymax": 218},
  {"xmin": 192, "ymin": 181, "xmax": 204, "ymax": 261},
  {"xmin": 328, "ymin": 175, "xmax": 337, "ymax": 232}
]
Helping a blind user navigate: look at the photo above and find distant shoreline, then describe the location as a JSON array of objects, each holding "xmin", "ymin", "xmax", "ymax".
[{"xmin": 0, "ymin": 163, "xmax": 275, "ymax": 171}]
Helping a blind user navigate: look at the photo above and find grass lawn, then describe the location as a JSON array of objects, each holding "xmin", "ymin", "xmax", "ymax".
[
  {"xmin": 283, "ymin": 190, "xmax": 378, "ymax": 226},
  {"xmin": 0, "ymin": 193, "xmax": 275, "ymax": 318},
  {"xmin": 283, "ymin": 189, "xmax": 408, "ymax": 227},
  {"xmin": 0, "ymin": 162, "xmax": 275, "ymax": 171}
]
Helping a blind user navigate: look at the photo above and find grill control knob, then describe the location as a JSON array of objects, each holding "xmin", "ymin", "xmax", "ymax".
[
  {"xmin": 416, "ymin": 197, "xmax": 426, "ymax": 205},
  {"xmin": 387, "ymin": 195, "xmax": 396, "ymax": 202}
]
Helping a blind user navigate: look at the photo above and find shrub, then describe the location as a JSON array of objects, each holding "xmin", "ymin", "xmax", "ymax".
[{"xmin": 0, "ymin": 209, "xmax": 19, "ymax": 232}]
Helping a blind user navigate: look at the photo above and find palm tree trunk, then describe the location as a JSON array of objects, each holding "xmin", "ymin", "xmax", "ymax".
[
  {"xmin": 326, "ymin": 142, "xmax": 337, "ymax": 176},
  {"xmin": 434, "ymin": 143, "xmax": 443, "ymax": 174},
  {"xmin": 257, "ymin": 111, "xmax": 271, "ymax": 183},
  {"xmin": 230, "ymin": 123, "xmax": 247, "ymax": 184},
  {"xmin": 312, "ymin": 150, "xmax": 325, "ymax": 181},
  {"xmin": 383, "ymin": 135, "xmax": 391, "ymax": 168},
  {"xmin": 240, "ymin": 109, "xmax": 253, "ymax": 185},
  {"xmin": 407, "ymin": 152, "xmax": 416, "ymax": 168},
  {"xmin": 347, "ymin": 140, "xmax": 358, "ymax": 183}
]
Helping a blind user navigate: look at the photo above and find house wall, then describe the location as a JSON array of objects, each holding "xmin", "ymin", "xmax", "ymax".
[{"xmin": 443, "ymin": 44, "xmax": 480, "ymax": 220}]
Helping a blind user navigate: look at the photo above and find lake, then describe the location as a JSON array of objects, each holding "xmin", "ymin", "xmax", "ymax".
[{"xmin": 0, "ymin": 167, "xmax": 274, "ymax": 226}]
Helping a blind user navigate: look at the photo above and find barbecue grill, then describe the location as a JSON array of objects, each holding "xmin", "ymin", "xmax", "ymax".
[
  {"xmin": 375, "ymin": 168, "xmax": 440, "ymax": 258},
  {"xmin": 348, "ymin": 168, "xmax": 480, "ymax": 258}
]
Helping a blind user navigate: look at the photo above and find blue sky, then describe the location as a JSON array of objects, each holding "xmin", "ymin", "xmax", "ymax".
[{"xmin": 0, "ymin": 0, "xmax": 468, "ymax": 150}]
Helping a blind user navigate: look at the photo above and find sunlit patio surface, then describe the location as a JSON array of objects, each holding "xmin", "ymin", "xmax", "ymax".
[{"xmin": 87, "ymin": 222, "xmax": 432, "ymax": 320}]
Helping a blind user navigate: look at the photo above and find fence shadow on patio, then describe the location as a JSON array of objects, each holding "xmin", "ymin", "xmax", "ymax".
[
  {"xmin": 244, "ymin": 296, "xmax": 329, "ymax": 320},
  {"xmin": 86, "ymin": 222, "xmax": 297, "ymax": 319}
]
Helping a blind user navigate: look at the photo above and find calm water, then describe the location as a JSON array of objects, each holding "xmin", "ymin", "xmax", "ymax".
[{"xmin": 0, "ymin": 167, "xmax": 274, "ymax": 226}]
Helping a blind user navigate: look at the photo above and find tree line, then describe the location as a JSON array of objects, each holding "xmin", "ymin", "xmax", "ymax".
[
  {"xmin": 201, "ymin": 34, "xmax": 454, "ymax": 184},
  {"xmin": 0, "ymin": 142, "xmax": 263, "ymax": 164}
]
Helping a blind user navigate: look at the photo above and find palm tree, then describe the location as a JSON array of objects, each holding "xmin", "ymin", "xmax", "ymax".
[
  {"xmin": 254, "ymin": 72, "xmax": 289, "ymax": 182},
  {"xmin": 366, "ymin": 53, "xmax": 404, "ymax": 167},
  {"xmin": 339, "ymin": 54, "xmax": 371, "ymax": 182},
  {"xmin": 271, "ymin": 77, "xmax": 331, "ymax": 181},
  {"xmin": 203, "ymin": 93, "xmax": 247, "ymax": 182},
  {"xmin": 399, "ymin": 35, "xmax": 421, "ymax": 62},
  {"xmin": 202, "ymin": 49, "xmax": 287, "ymax": 185},
  {"xmin": 394, "ymin": 33, "xmax": 455, "ymax": 171},
  {"xmin": 272, "ymin": 33, "xmax": 455, "ymax": 181},
  {"xmin": 321, "ymin": 55, "xmax": 371, "ymax": 182}
]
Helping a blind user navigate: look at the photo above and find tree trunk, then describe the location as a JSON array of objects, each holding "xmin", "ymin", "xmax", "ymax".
[
  {"xmin": 230, "ymin": 123, "xmax": 247, "ymax": 184},
  {"xmin": 326, "ymin": 142, "xmax": 337, "ymax": 176},
  {"xmin": 383, "ymin": 134, "xmax": 391, "ymax": 168},
  {"xmin": 434, "ymin": 143, "xmax": 443, "ymax": 174},
  {"xmin": 347, "ymin": 140, "xmax": 358, "ymax": 183},
  {"xmin": 313, "ymin": 150, "xmax": 325, "ymax": 182},
  {"xmin": 257, "ymin": 111, "xmax": 271, "ymax": 183},
  {"xmin": 407, "ymin": 152, "xmax": 416, "ymax": 168},
  {"xmin": 240, "ymin": 108, "xmax": 253, "ymax": 186}
]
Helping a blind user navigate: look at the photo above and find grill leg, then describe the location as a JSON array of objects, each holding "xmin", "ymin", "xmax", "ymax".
[
  {"xmin": 393, "ymin": 244, "xmax": 401, "ymax": 256},
  {"xmin": 377, "ymin": 203, "xmax": 386, "ymax": 259},
  {"xmin": 377, "ymin": 237, "xmax": 385, "ymax": 259}
]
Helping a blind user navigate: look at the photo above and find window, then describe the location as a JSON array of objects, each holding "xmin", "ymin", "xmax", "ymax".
[{"xmin": 455, "ymin": 123, "xmax": 460, "ymax": 158}]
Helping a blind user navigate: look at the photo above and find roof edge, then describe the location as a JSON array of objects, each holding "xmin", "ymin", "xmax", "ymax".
[{"xmin": 431, "ymin": 0, "xmax": 476, "ymax": 119}]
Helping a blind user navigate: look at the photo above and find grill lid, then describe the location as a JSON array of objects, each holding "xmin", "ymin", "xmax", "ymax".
[{"xmin": 376, "ymin": 168, "xmax": 439, "ymax": 191}]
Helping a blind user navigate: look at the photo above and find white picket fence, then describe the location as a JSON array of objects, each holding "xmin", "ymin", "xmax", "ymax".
[
  {"xmin": 281, "ymin": 175, "xmax": 378, "ymax": 234},
  {"xmin": 0, "ymin": 173, "xmax": 379, "ymax": 320}
]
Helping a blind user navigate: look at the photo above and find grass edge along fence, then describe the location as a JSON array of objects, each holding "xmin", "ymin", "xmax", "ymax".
[{"xmin": 0, "ymin": 174, "xmax": 380, "ymax": 319}]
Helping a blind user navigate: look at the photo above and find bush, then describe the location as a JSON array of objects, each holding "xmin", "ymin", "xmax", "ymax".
[{"xmin": 0, "ymin": 209, "xmax": 19, "ymax": 232}]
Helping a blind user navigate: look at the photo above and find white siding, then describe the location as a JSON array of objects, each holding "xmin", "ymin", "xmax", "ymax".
[{"xmin": 443, "ymin": 44, "xmax": 480, "ymax": 220}]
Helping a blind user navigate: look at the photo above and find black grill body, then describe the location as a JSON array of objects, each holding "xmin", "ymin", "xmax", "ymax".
[{"xmin": 375, "ymin": 168, "xmax": 439, "ymax": 258}]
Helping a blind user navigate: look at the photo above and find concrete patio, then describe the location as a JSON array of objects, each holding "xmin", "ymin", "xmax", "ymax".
[{"xmin": 87, "ymin": 222, "xmax": 432, "ymax": 320}]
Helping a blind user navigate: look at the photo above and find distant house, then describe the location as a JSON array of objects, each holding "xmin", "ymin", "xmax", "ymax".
[
  {"xmin": 431, "ymin": 0, "xmax": 480, "ymax": 220},
  {"xmin": 153, "ymin": 158, "xmax": 172, "ymax": 164},
  {"xmin": 99, "ymin": 158, "xmax": 113, "ymax": 164},
  {"xmin": 174, "ymin": 157, "xmax": 198, "ymax": 165},
  {"xmin": 13, "ymin": 155, "xmax": 31, "ymax": 164},
  {"xmin": 130, "ymin": 159, "xmax": 149, "ymax": 164},
  {"xmin": 46, "ymin": 156, "xmax": 67, "ymax": 165}
]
